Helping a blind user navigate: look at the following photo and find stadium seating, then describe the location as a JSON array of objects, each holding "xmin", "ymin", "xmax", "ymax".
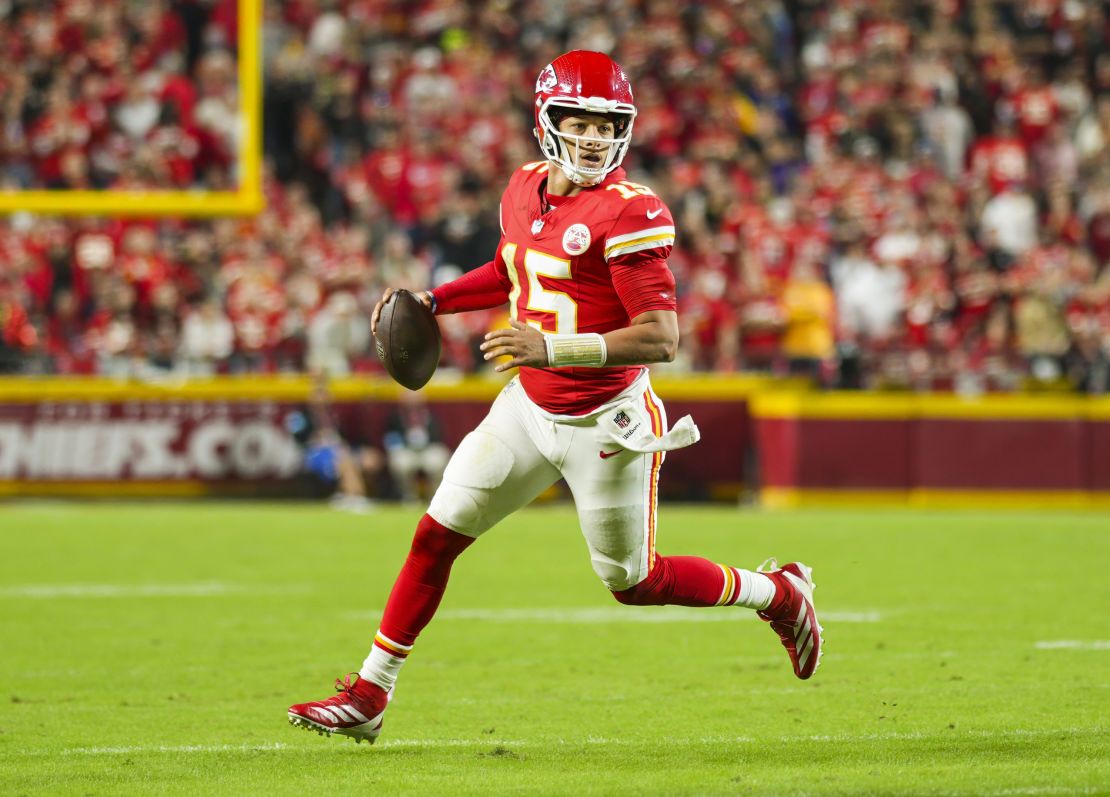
[{"xmin": 0, "ymin": 0, "xmax": 1107, "ymax": 392}]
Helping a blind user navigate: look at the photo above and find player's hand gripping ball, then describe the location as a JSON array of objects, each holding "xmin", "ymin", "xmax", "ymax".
[{"xmin": 372, "ymin": 289, "xmax": 441, "ymax": 390}]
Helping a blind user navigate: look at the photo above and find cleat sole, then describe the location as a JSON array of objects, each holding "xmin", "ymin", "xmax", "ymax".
[{"xmin": 287, "ymin": 711, "xmax": 381, "ymax": 745}]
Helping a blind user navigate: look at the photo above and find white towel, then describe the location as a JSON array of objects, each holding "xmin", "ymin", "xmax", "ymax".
[{"xmin": 597, "ymin": 400, "xmax": 701, "ymax": 454}]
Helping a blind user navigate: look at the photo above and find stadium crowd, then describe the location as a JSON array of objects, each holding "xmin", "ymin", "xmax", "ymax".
[{"xmin": 1, "ymin": 0, "xmax": 1109, "ymax": 392}]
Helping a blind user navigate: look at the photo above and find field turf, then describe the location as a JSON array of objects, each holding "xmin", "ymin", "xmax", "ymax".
[{"xmin": 0, "ymin": 502, "xmax": 1107, "ymax": 796}]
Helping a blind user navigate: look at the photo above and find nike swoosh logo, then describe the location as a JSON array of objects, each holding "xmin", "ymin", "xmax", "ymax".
[
  {"xmin": 599, "ymin": 449, "xmax": 623, "ymax": 459},
  {"xmin": 646, "ymin": 208, "xmax": 664, "ymax": 219}
]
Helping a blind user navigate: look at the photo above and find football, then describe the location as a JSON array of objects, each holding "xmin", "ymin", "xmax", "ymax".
[{"xmin": 374, "ymin": 290, "xmax": 441, "ymax": 390}]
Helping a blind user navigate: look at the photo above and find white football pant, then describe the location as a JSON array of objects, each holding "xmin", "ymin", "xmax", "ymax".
[{"xmin": 427, "ymin": 371, "xmax": 667, "ymax": 591}]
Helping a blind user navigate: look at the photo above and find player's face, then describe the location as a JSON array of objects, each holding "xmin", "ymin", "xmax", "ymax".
[{"xmin": 556, "ymin": 113, "xmax": 616, "ymax": 173}]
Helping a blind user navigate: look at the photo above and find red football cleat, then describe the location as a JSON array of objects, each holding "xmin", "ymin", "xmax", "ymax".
[
  {"xmin": 757, "ymin": 559, "xmax": 824, "ymax": 679},
  {"xmin": 287, "ymin": 673, "xmax": 389, "ymax": 744}
]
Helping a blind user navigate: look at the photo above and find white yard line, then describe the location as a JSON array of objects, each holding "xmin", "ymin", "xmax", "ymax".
[
  {"xmin": 973, "ymin": 789, "xmax": 1100, "ymax": 797},
  {"xmin": 377, "ymin": 738, "xmax": 527, "ymax": 749},
  {"xmin": 0, "ymin": 583, "xmax": 308, "ymax": 598},
  {"xmin": 9, "ymin": 726, "xmax": 1099, "ymax": 758},
  {"xmin": 1034, "ymin": 640, "xmax": 1110, "ymax": 651},
  {"xmin": 9, "ymin": 740, "xmax": 525, "ymax": 756},
  {"xmin": 344, "ymin": 607, "xmax": 881, "ymax": 624},
  {"xmin": 49, "ymin": 743, "xmax": 295, "ymax": 755},
  {"xmin": 2, "ymin": 587, "xmax": 878, "ymax": 620}
]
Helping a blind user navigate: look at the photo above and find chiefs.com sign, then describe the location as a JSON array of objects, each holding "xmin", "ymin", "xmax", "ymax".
[{"xmin": 0, "ymin": 401, "xmax": 301, "ymax": 484}]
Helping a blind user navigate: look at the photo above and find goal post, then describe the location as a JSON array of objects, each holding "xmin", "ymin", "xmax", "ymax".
[{"xmin": 0, "ymin": 0, "xmax": 264, "ymax": 218}]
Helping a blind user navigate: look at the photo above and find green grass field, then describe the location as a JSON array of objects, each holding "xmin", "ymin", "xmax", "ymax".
[{"xmin": 0, "ymin": 503, "xmax": 1107, "ymax": 796}]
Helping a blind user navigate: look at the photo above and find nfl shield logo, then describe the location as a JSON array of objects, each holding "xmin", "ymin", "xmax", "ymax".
[
  {"xmin": 531, "ymin": 219, "xmax": 545, "ymax": 235},
  {"xmin": 614, "ymin": 411, "xmax": 631, "ymax": 429}
]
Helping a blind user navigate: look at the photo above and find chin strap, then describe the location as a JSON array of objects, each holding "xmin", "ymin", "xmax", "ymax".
[{"xmin": 561, "ymin": 162, "xmax": 604, "ymax": 187}]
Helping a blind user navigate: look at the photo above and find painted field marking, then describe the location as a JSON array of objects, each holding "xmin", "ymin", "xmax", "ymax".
[
  {"xmin": 63, "ymin": 743, "xmax": 294, "ymax": 755},
  {"xmin": 1034, "ymin": 640, "xmax": 1110, "ymax": 651},
  {"xmin": 7, "ymin": 740, "xmax": 526, "ymax": 756},
  {"xmin": 345, "ymin": 607, "xmax": 880, "ymax": 624},
  {"xmin": 10, "ymin": 726, "xmax": 1099, "ymax": 758},
  {"xmin": 0, "ymin": 583, "xmax": 308, "ymax": 599}
]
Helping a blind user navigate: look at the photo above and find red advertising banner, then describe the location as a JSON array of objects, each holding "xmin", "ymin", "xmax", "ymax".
[
  {"xmin": 0, "ymin": 374, "xmax": 772, "ymax": 497},
  {"xmin": 0, "ymin": 401, "xmax": 302, "ymax": 482}
]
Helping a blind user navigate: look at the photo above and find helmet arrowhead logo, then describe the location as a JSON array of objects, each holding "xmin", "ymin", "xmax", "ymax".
[{"xmin": 536, "ymin": 64, "xmax": 557, "ymax": 94}]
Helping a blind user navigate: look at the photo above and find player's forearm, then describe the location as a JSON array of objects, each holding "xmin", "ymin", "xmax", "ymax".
[
  {"xmin": 601, "ymin": 313, "xmax": 679, "ymax": 366},
  {"xmin": 430, "ymin": 261, "xmax": 511, "ymax": 314}
]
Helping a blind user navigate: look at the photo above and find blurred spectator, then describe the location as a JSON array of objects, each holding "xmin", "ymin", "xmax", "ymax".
[
  {"xmin": 780, "ymin": 259, "xmax": 836, "ymax": 381},
  {"xmin": 383, "ymin": 392, "xmax": 450, "ymax": 503},
  {"xmin": 181, "ymin": 298, "xmax": 234, "ymax": 375},
  {"xmin": 0, "ymin": 278, "xmax": 37, "ymax": 372},
  {"xmin": 306, "ymin": 291, "xmax": 370, "ymax": 377},
  {"xmin": 979, "ymin": 183, "xmax": 1039, "ymax": 262},
  {"xmin": 286, "ymin": 374, "xmax": 384, "ymax": 513},
  {"xmin": 831, "ymin": 241, "xmax": 906, "ymax": 349}
]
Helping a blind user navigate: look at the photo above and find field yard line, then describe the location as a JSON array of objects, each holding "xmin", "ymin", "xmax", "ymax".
[
  {"xmin": 558, "ymin": 727, "xmax": 1102, "ymax": 746},
  {"xmin": 63, "ymin": 743, "xmax": 293, "ymax": 755},
  {"xmin": 12, "ymin": 726, "xmax": 1098, "ymax": 758},
  {"xmin": 7, "ymin": 740, "xmax": 528, "ymax": 756},
  {"xmin": 973, "ymin": 789, "xmax": 1100, "ymax": 797},
  {"xmin": 377, "ymin": 738, "xmax": 528, "ymax": 748},
  {"xmin": 1034, "ymin": 640, "xmax": 1110, "ymax": 651},
  {"xmin": 0, "ymin": 583, "xmax": 310, "ymax": 598},
  {"xmin": 781, "ymin": 727, "xmax": 1102, "ymax": 743},
  {"xmin": 345, "ymin": 607, "xmax": 881, "ymax": 624}
]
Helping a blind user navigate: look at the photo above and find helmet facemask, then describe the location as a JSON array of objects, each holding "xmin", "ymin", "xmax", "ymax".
[{"xmin": 536, "ymin": 97, "xmax": 635, "ymax": 187}]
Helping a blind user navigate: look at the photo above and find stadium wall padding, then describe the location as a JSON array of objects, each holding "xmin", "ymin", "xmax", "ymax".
[
  {"xmin": 0, "ymin": 374, "xmax": 772, "ymax": 498},
  {"xmin": 2, "ymin": 376, "xmax": 1110, "ymax": 505},
  {"xmin": 751, "ymin": 392, "xmax": 1110, "ymax": 507}
]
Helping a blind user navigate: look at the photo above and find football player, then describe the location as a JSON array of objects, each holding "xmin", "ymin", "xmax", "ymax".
[{"xmin": 288, "ymin": 51, "xmax": 823, "ymax": 744}]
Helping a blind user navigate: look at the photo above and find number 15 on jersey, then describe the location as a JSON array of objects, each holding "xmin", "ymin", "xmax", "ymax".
[{"xmin": 501, "ymin": 242, "xmax": 579, "ymax": 334}]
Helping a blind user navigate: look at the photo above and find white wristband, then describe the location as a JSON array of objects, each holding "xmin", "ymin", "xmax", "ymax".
[{"xmin": 545, "ymin": 333, "xmax": 607, "ymax": 367}]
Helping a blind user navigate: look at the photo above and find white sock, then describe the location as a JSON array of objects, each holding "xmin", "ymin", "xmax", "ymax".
[
  {"xmin": 720, "ymin": 567, "xmax": 776, "ymax": 610},
  {"xmin": 358, "ymin": 630, "xmax": 412, "ymax": 692},
  {"xmin": 715, "ymin": 565, "xmax": 777, "ymax": 609}
]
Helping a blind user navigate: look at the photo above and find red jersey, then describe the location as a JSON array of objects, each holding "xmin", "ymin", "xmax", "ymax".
[
  {"xmin": 970, "ymin": 136, "xmax": 1028, "ymax": 194},
  {"xmin": 496, "ymin": 162, "xmax": 677, "ymax": 415},
  {"xmin": 1011, "ymin": 87, "xmax": 1058, "ymax": 144}
]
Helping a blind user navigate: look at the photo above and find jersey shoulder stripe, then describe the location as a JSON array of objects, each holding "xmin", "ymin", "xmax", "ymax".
[
  {"xmin": 604, "ymin": 225, "xmax": 677, "ymax": 261},
  {"xmin": 519, "ymin": 161, "xmax": 550, "ymax": 174}
]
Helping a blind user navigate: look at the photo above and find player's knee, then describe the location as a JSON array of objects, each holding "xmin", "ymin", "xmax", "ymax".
[
  {"xmin": 427, "ymin": 483, "xmax": 485, "ymax": 536},
  {"xmin": 610, "ymin": 558, "xmax": 670, "ymax": 605},
  {"xmin": 426, "ymin": 431, "xmax": 514, "ymax": 535},
  {"xmin": 591, "ymin": 558, "xmax": 639, "ymax": 593}
]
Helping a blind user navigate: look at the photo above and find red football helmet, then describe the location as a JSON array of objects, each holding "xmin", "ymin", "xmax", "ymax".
[{"xmin": 533, "ymin": 50, "xmax": 636, "ymax": 186}]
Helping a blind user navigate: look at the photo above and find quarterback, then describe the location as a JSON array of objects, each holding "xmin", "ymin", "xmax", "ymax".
[{"xmin": 288, "ymin": 51, "xmax": 823, "ymax": 743}]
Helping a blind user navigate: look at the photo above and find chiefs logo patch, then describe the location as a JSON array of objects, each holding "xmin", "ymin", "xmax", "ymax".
[
  {"xmin": 562, "ymin": 223, "xmax": 591, "ymax": 255},
  {"xmin": 536, "ymin": 64, "xmax": 557, "ymax": 94}
]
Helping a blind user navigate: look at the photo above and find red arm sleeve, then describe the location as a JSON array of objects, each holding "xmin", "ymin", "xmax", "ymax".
[
  {"xmin": 606, "ymin": 196, "xmax": 678, "ymax": 319},
  {"xmin": 609, "ymin": 251, "xmax": 678, "ymax": 319},
  {"xmin": 430, "ymin": 259, "xmax": 512, "ymax": 315}
]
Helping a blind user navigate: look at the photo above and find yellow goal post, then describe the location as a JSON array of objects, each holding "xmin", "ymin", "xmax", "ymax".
[{"xmin": 0, "ymin": 0, "xmax": 263, "ymax": 217}]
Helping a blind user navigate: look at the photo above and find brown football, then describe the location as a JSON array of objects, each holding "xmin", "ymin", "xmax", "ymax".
[{"xmin": 374, "ymin": 290, "xmax": 441, "ymax": 390}]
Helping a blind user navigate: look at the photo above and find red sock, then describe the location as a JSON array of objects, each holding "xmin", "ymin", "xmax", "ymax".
[
  {"xmin": 612, "ymin": 555, "xmax": 726, "ymax": 607},
  {"xmin": 377, "ymin": 514, "xmax": 476, "ymax": 647}
]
